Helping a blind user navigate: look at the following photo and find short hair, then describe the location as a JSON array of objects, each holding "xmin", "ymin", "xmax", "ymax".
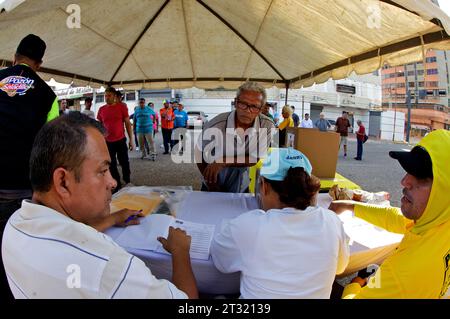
[
  {"xmin": 105, "ymin": 87, "xmax": 117, "ymax": 95},
  {"xmin": 305, "ymin": 113, "xmax": 309, "ymax": 116},
  {"xmin": 139, "ymin": 98, "xmax": 146, "ymax": 102},
  {"xmin": 85, "ymin": 97, "xmax": 93, "ymax": 103},
  {"xmin": 264, "ymin": 167, "xmax": 320, "ymax": 210},
  {"xmin": 30, "ymin": 112, "xmax": 105, "ymax": 193},
  {"xmin": 236, "ymin": 81, "xmax": 267, "ymax": 106},
  {"xmin": 291, "ymin": 106, "xmax": 296, "ymax": 110},
  {"xmin": 282, "ymin": 105, "xmax": 293, "ymax": 116}
]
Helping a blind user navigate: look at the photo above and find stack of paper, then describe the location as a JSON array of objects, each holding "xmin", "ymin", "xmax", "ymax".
[{"xmin": 114, "ymin": 214, "xmax": 215, "ymax": 260}]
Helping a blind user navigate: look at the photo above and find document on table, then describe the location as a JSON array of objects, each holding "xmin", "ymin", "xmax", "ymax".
[{"xmin": 114, "ymin": 214, "xmax": 215, "ymax": 260}]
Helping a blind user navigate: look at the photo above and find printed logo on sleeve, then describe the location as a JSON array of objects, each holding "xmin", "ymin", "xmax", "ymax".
[
  {"xmin": 0, "ymin": 76, "xmax": 35, "ymax": 97},
  {"xmin": 440, "ymin": 250, "xmax": 450, "ymax": 298}
]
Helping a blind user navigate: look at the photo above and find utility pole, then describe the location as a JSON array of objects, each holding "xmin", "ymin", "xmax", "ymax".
[{"xmin": 404, "ymin": 65, "xmax": 412, "ymax": 143}]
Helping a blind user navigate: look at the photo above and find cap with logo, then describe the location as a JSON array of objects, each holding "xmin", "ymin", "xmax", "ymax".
[{"xmin": 260, "ymin": 148, "xmax": 313, "ymax": 181}]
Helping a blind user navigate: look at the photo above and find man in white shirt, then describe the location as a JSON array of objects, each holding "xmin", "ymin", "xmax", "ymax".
[
  {"xmin": 81, "ymin": 97, "xmax": 95, "ymax": 119},
  {"xmin": 2, "ymin": 112, "xmax": 198, "ymax": 299},
  {"xmin": 300, "ymin": 113, "xmax": 314, "ymax": 128},
  {"xmin": 211, "ymin": 148, "xmax": 349, "ymax": 298}
]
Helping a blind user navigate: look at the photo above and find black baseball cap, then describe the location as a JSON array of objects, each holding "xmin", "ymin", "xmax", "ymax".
[
  {"xmin": 389, "ymin": 146, "xmax": 433, "ymax": 179},
  {"xmin": 16, "ymin": 34, "xmax": 46, "ymax": 62}
]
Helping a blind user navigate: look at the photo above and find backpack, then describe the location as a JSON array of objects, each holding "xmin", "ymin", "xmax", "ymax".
[{"xmin": 363, "ymin": 134, "xmax": 369, "ymax": 143}]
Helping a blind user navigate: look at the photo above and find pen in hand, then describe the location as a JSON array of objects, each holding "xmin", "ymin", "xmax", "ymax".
[{"xmin": 124, "ymin": 210, "xmax": 144, "ymax": 224}]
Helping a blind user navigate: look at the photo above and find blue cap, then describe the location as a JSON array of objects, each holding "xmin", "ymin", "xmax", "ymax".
[{"xmin": 260, "ymin": 148, "xmax": 313, "ymax": 181}]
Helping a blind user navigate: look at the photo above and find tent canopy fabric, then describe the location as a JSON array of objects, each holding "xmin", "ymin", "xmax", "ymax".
[{"xmin": 1, "ymin": 0, "xmax": 449, "ymax": 89}]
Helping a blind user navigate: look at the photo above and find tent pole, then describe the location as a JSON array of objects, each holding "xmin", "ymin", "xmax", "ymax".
[{"xmin": 285, "ymin": 82, "xmax": 289, "ymax": 106}]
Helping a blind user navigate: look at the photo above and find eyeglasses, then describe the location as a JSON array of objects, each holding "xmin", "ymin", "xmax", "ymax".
[{"xmin": 236, "ymin": 100, "xmax": 262, "ymax": 113}]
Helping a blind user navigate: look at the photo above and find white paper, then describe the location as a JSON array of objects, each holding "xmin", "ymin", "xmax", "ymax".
[
  {"xmin": 157, "ymin": 219, "xmax": 216, "ymax": 260},
  {"xmin": 113, "ymin": 214, "xmax": 215, "ymax": 260}
]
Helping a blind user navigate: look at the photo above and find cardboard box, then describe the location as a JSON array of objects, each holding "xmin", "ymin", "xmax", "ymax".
[{"xmin": 285, "ymin": 128, "xmax": 340, "ymax": 178}]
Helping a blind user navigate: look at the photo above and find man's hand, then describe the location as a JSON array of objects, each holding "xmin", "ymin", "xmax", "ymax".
[
  {"xmin": 87, "ymin": 209, "xmax": 144, "ymax": 232},
  {"xmin": 351, "ymin": 276, "xmax": 367, "ymax": 287},
  {"xmin": 328, "ymin": 200, "xmax": 355, "ymax": 215},
  {"xmin": 158, "ymin": 227, "xmax": 191, "ymax": 255},
  {"xmin": 202, "ymin": 162, "xmax": 225, "ymax": 185},
  {"xmin": 113, "ymin": 208, "xmax": 145, "ymax": 227},
  {"xmin": 128, "ymin": 141, "xmax": 134, "ymax": 151}
]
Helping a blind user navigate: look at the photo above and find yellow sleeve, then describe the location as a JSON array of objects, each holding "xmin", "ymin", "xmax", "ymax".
[
  {"xmin": 354, "ymin": 203, "xmax": 414, "ymax": 234},
  {"xmin": 342, "ymin": 263, "xmax": 404, "ymax": 299},
  {"xmin": 46, "ymin": 97, "xmax": 60, "ymax": 122},
  {"xmin": 278, "ymin": 119, "xmax": 288, "ymax": 130}
]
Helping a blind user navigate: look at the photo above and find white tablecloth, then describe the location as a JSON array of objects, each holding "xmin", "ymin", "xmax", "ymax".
[{"xmin": 105, "ymin": 189, "xmax": 402, "ymax": 295}]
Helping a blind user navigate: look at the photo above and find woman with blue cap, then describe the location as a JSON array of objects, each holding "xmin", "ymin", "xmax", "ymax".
[{"xmin": 211, "ymin": 148, "xmax": 350, "ymax": 298}]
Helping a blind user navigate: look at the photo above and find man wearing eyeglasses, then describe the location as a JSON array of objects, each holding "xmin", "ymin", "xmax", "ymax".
[{"xmin": 195, "ymin": 82, "xmax": 275, "ymax": 193}]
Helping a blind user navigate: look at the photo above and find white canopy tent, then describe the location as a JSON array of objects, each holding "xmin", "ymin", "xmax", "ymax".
[{"xmin": 1, "ymin": 0, "xmax": 449, "ymax": 91}]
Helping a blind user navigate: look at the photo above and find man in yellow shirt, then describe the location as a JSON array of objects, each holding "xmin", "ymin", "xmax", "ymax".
[{"xmin": 329, "ymin": 129, "xmax": 450, "ymax": 299}]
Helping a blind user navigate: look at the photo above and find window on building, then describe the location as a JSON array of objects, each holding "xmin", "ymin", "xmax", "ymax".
[
  {"xmin": 407, "ymin": 71, "xmax": 415, "ymax": 76},
  {"xmin": 417, "ymin": 70, "xmax": 424, "ymax": 75},
  {"xmin": 427, "ymin": 69, "xmax": 438, "ymax": 75},
  {"xmin": 426, "ymin": 81, "xmax": 439, "ymax": 87},
  {"xmin": 418, "ymin": 82, "xmax": 425, "ymax": 87},
  {"xmin": 426, "ymin": 57, "xmax": 437, "ymax": 63},
  {"xmin": 125, "ymin": 92, "xmax": 136, "ymax": 101},
  {"xmin": 409, "ymin": 82, "xmax": 415, "ymax": 88},
  {"xmin": 96, "ymin": 94, "xmax": 104, "ymax": 103},
  {"xmin": 439, "ymin": 90, "xmax": 447, "ymax": 96}
]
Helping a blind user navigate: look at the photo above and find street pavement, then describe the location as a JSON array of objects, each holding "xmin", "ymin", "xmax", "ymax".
[{"xmin": 127, "ymin": 133, "xmax": 414, "ymax": 208}]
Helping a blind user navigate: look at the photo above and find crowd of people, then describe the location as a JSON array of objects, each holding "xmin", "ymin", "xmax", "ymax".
[{"xmin": 1, "ymin": 34, "xmax": 449, "ymax": 300}]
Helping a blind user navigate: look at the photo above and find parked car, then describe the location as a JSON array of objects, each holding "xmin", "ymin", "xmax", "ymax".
[{"xmin": 187, "ymin": 111, "xmax": 208, "ymax": 129}]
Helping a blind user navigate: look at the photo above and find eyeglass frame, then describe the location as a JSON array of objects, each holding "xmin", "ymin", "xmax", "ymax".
[{"xmin": 235, "ymin": 99, "xmax": 263, "ymax": 114}]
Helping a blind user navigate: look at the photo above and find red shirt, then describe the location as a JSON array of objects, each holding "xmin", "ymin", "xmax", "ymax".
[
  {"xmin": 160, "ymin": 107, "xmax": 174, "ymax": 129},
  {"xmin": 357, "ymin": 124, "xmax": 366, "ymax": 142},
  {"xmin": 97, "ymin": 103, "xmax": 129, "ymax": 142},
  {"xmin": 336, "ymin": 117, "xmax": 351, "ymax": 136}
]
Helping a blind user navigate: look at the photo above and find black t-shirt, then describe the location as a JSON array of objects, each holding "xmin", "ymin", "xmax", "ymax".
[{"xmin": 0, "ymin": 64, "xmax": 56, "ymax": 190}]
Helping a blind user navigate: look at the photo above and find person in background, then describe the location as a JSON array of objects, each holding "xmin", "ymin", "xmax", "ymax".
[
  {"xmin": 173, "ymin": 103, "xmax": 188, "ymax": 154},
  {"xmin": 278, "ymin": 105, "xmax": 294, "ymax": 147},
  {"xmin": 315, "ymin": 112, "xmax": 331, "ymax": 132},
  {"xmin": 291, "ymin": 106, "xmax": 300, "ymax": 127},
  {"xmin": 97, "ymin": 87, "xmax": 134, "ymax": 190},
  {"xmin": 134, "ymin": 98, "xmax": 156, "ymax": 160},
  {"xmin": 149, "ymin": 102, "xmax": 159, "ymax": 139},
  {"xmin": 196, "ymin": 81, "xmax": 275, "ymax": 193},
  {"xmin": 2, "ymin": 112, "xmax": 198, "ymax": 299},
  {"xmin": 211, "ymin": 148, "xmax": 349, "ymax": 298},
  {"xmin": 261, "ymin": 102, "xmax": 275, "ymax": 123},
  {"xmin": 160, "ymin": 100, "xmax": 175, "ymax": 155},
  {"xmin": 0, "ymin": 33, "xmax": 60, "ymax": 300},
  {"xmin": 81, "ymin": 97, "xmax": 95, "ymax": 119},
  {"xmin": 329, "ymin": 130, "xmax": 450, "ymax": 299},
  {"xmin": 300, "ymin": 113, "xmax": 314, "ymax": 128},
  {"xmin": 335, "ymin": 111, "xmax": 351, "ymax": 157},
  {"xmin": 354, "ymin": 120, "xmax": 365, "ymax": 161}
]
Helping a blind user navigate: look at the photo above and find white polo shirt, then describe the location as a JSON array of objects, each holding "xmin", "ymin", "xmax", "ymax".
[
  {"xmin": 211, "ymin": 206, "xmax": 350, "ymax": 299},
  {"xmin": 1, "ymin": 200, "xmax": 187, "ymax": 299}
]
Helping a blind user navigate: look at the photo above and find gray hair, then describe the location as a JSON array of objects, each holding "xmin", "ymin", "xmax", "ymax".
[
  {"xmin": 357, "ymin": 119, "xmax": 362, "ymax": 124},
  {"xmin": 236, "ymin": 81, "xmax": 267, "ymax": 106}
]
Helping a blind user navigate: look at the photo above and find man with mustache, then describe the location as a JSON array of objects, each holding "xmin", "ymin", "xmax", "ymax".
[
  {"xmin": 1, "ymin": 113, "xmax": 197, "ymax": 299},
  {"xmin": 329, "ymin": 130, "xmax": 450, "ymax": 298}
]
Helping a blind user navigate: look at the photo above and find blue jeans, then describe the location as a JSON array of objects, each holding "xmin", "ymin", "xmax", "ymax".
[{"xmin": 357, "ymin": 140, "xmax": 363, "ymax": 159}]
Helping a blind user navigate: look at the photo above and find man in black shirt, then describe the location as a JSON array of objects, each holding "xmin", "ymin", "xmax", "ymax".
[{"xmin": 0, "ymin": 34, "xmax": 59, "ymax": 299}]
